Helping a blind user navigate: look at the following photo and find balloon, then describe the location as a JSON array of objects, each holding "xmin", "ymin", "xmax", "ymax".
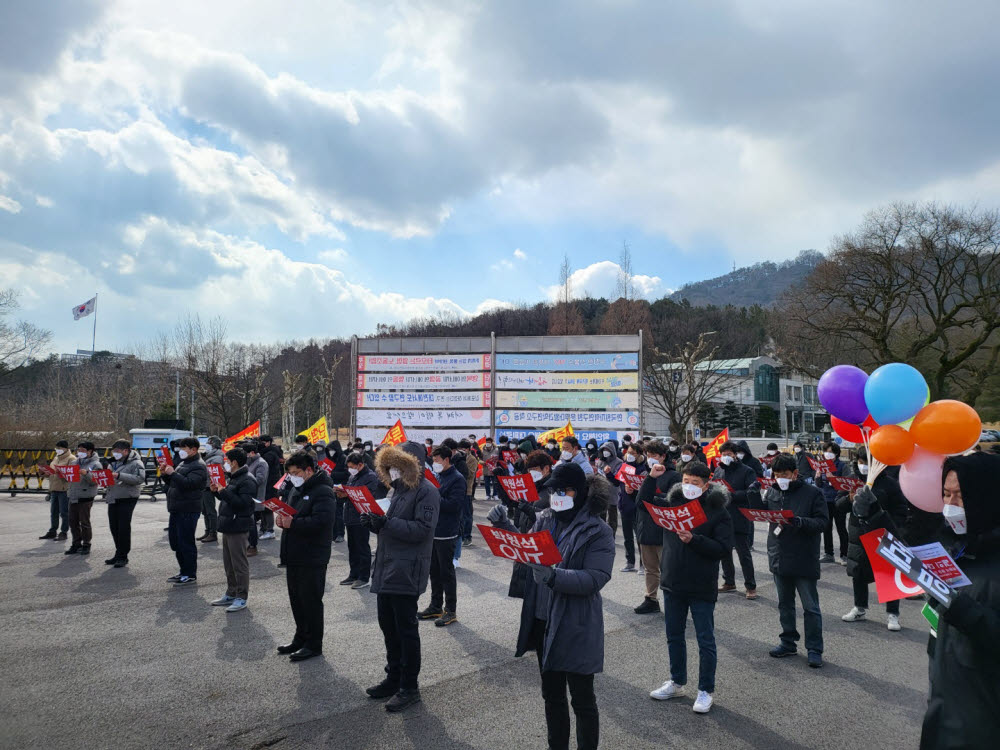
[
  {"xmin": 899, "ymin": 446, "xmax": 946, "ymax": 513},
  {"xmin": 818, "ymin": 365, "xmax": 869, "ymax": 425},
  {"xmin": 868, "ymin": 424, "xmax": 915, "ymax": 465},
  {"xmin": 864, "ymin": 363, "xmax": 929, "ymax": 426},
  {"xmin": 830, "ymin": 414, "xmax": 879, "ymax": 443},
  {"xmin": 910, "ymin": 400, "xmax": 982, "ymax": 455}
]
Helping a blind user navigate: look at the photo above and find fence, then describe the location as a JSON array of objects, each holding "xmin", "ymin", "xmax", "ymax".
[{"xmin": 1, "ymin": 448, "xmax": 167, "ymax": 499}]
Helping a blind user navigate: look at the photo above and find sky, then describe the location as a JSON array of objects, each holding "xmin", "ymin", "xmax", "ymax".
[{"xmin": 2, "ymin": 0, "xmax": 1000, "ymax": 355}]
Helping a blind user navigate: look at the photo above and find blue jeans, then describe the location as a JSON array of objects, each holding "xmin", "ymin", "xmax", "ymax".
[
  {"xmin": 663, "ymin": 591, "xmax": 717, "ymax": 693},
  {"xmin": 49, "ymin": 491, "xmax": 69, "ymax": 533},
  {"xmin": 462, "ymin": 495, "xmax": 474, "ymax": 539},
  {"xmin": 773, "ymin": 574, "xmax": 823, "ymax": 654},
  {"xmin": 168, "ymin": 511, "xmax": 200, "ymax": 577},
  {"xmin": 484, "ymin": 475, "xmax": 498, "ymax": 498}
]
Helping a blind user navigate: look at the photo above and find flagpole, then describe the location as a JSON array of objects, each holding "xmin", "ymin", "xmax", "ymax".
[{"xmin": 91, "ymin": 293, "xmax": 98, "ymax": 359}]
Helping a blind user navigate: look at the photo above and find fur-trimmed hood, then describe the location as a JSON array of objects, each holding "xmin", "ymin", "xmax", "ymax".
[
  {"xmin": 584, "ymin": 473, "xmax": 613, "ymax": 515},
  {"xmin": 666, "ymin": 481, "xmax": 730, "ymax": 512},
  {"xmin": 375, "ymin": 443, "xmax": 422, "ymax": 490}
]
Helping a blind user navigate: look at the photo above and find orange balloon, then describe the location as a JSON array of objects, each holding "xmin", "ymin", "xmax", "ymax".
[
  {"xmin": 910, "ymin": 400, "xmax": 982, "ymax": 455},
  {"xmin": 868, "ymin": 424, "xmax": 915, "ymax": 465}
]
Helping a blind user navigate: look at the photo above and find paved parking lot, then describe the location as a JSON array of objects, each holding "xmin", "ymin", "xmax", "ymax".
[{"xmin": 0, "ymin": 495, "xmax": 928, "ymax": 749}]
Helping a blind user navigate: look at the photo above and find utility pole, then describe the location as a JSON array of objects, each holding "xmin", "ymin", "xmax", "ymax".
[
  {"xmin": 175, "ymin": 371, "xmax": 180, "ymax": 421},
  {"xmin": 190, "ymin": 387, "xmax": 195, "ymax": 434}
]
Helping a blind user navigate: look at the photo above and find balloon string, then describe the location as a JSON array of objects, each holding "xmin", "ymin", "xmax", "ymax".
[{"xmin": 860, "ymin": 429, "xmax": 886, "ymax": 486}]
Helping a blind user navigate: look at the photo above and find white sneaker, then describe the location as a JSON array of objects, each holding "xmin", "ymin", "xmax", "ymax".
[
  {"xmin": 842, "ymin": 606, "xmax": 867, "ymax": 622},
  {"xmin": 453, "ymin": 558, "xmax": 461, "ymax": 569},
  {"xmin": 259, "ymin": 532, "xmax": 275, "ymax": 540},
  {"xmin": 225, "ymin": 598, "xmax": 247, "ymax": 612},
  {"xmin": 887, "ymin": 614, "xmax": 901, "ymax": 631},
  {"xmin": 211, "ymin": 595, "xmax": 235, "ymax": 606},
  {"xmin": 650, "ymin": 680, "xmax": 685, "ymax": 701},
  {"xmin": 637, "ymin": 565, "xmax": 645, "ymax": 575},
  {"xmin": 693, "ymin": 691, "xmax": 713, "ymax": 714}
]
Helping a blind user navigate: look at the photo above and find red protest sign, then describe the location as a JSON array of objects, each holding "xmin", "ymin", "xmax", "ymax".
[
  {"xmin": 497, "ymin": 474, "xmax": 539, "ymax": 502},
  {"xmin": 273, "ymin": 473, "xmax": 288, "ymax": 490},
  {"xmin": 829, "ymin": 476, "xmax": 864, "ymax": 493},
  {"xmin": 262, "ymin": 497, "xmax": 297, "ymax": 517},
  {"xmin": 711, "ymin": 477, "xmax": 734, "ymax": 492},
  {"xmin": 206, "ymin": 464, "xmax": 226, "ymax": 488},
  {"xmin": 758, "ymin": 476, "xmax": 776, "ymax": 491},
  {"xmin": 159, "ymin": 446, "xmax": 173, "ymax": 467},
  {"xmin": 476, "ymin": 524, "xmax": 562, "ymax": 565},
  {"xmin": 739, "ymin": 508, "xmax": 794, "ymax": 525},
  {"xmin": 318, "ymin": 458, "xmax": 336, "ymax": 474},
  {"xmin": 502, "ymin": 450, "xmax": 520, "ymax": 466},
  {"xmin": 56, "ymin": 465, "xmax": 80, "ymax": 483},
  {"xmin": 344, "ymin": 485, "xmax": 385, "ymax": 516},
  {"xmin": 423, "ymin": 467, "xmax": 440, "ymax": 488},
  {"xmin": 807, "ymin": 456, "xmax": 836, "ymax": 477},
  {"xmin": 91, "ymin": 469, "xmax": 115, "ymax": 489},
  {"xmin": 861, "ymin": 529, "xmax": 925, "ymax": 603},
  {"xmin": 615, "ymin": 464, "xmax": 645, "ymax": 493},
  {"xmin": 39, "ymin": 465, "xmax": 56, "ymax": 476},
  {"xmin": 644, "ymin": 500, "xmax": 708, "ymax": 533}
]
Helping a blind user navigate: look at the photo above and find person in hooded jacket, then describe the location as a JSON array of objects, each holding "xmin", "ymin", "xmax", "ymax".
[
  {"xmin": 324, "ymin": 441, "xmax": 350, "ymax": 543},
  {"xmin": 102, "ymin": 439, "xmax": 146, "ymax": 567},
  {"xmin": 920, "ymin": 452, "xmax": 1000, "ymax": 750},
  {"xmin": 363, "ymin": 442, "xmax": 440, "ymax": 714},
  {"xmin": 337, "ymin": 451, "xmax": 384, "ymax": 589},
  {"xmin": 649, "ymin": 461, "xmax": 733, "ymax": 714},
  {"xmin": 209, "ymin": 448, "xmax": 256, "ymax": 613},
  {"xmin": 634, "ymin": 441, "xmax": 682, "ymax": 614},
  {"xmin": 584, "ymin": 439, "xmax": 600, "ymax": 466},
  {"xmin": 757, "ymin": 454, "xmax": 828, "ymax": 667},
  {"xmin": 243, "ymin": 442, "xmax": 269, "ymax": 550},
  {"xmin": 815, "ymin": 442, "xmax": 850, "ymax": 564},
  {"xmin": 734, "ymin": 440, "xmax": 765, "ymax": 478},
  {"xmin": 66, "ymin": 442, "xmax": 103, "ymax": 555},
  {"xmin": 198, "ymin": 436, "xmax": 224, "ymax": 543},
  {"xmin": 715, "ymin": 442, "xmax": 762, "ymax": 599},
  {"xmin": 257, "ymin": 435, "xmax": 283, "ymax": 537},
  {"xmin": 543, "ymin": 437, "xmax": 562, "ymax": 461},
  {"xmin": 595, "ymin": 441, "xmax": 621, "ymax": 536},
  {"xmin": 792, "ymin": 441, "xmax": 815, "ymax": 483},
  {"xmin": 490, "ymin": 463, "xmax": 615, "ymax": 750},
  {"xmin": 617, "ymin": 442, "xmax": 649, "ymax": 573}
]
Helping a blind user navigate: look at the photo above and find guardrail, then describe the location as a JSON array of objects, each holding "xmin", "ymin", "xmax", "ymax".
[{"xmin": 0, "ymin": 448, "xmax": 166, "ymax": 500}]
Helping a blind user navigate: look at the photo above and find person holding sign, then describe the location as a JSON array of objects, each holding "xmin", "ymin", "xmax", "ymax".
[
  {"xmin": 504, "ymin": 462, "xmax": 615, "ymax": 750},
  {"xmin": 757, "ymin": 454, "xmax": 829, "ymax": 668},
  {"xmin": 40, "ymin": 440, "xmax": 73, "ymax": 541},
  {"xmin": 714, "ymin": 442, "xmax": 762, "ymax": 599},
  {"xmin": 102, "ymin": 440, "xmax": 145, "ymax": 567},
  {"xmin": 921, "ymin": 452, "xmax": 1000, "ymax": 750},
  {"xmin": 66, "ymin": 442, "xmax": 102, "ymax": 556},
  {"xmin": 417, "ymin": 445, "xmax": 464, "ymax": 626},
  {"xmin": 336, "ymin": 452, "xmax": 383, "ymax": 589},
  {"xmin": 596, "ymin": 441, "xmax": 622, "ymax": 538},
  {"xmin": 649, "ymin": 461, "xmax": 733, "ymax": 714},
  {"xmin": 815, "ymin": 442, "xmax": 850, "ymax": 565},
  {"xmin": 275, "ymin": 452, "xmax": 335, "ymax": 662},
  {"xmin": 634, "ymin": 441, "xmax": 682, "ymax": 615},
  {"xmin": 162, "ymin": 437, "xmax": 209, "ymax": 586},
  {"xmin": 616, "ymin": 442, "xmax": 648, "ymax": 573},
  {"xmin": 209, "ymin": 448, "xmax": 256, "ymax": 613}
]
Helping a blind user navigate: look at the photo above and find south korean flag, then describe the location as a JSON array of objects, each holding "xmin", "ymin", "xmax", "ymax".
[{"xmin": 72, "ymin": 296, "xmax": 96, "ymax": 320}]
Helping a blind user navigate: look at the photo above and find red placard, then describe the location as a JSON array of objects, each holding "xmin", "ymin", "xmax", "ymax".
[
  {"xmin": 262, "ymin": 497, "xmax": 297, "ymax": 517},
  {"xmin": 91, "ymin": 469, "xmax": 115, "ymax": 488},
  {"xmin": 159, "ymin": 446, "xmax": 173, "ymax": 467},
  {"xmin": 829, "ymin": 476, "xmax": 864, "ymax": 493},
  {"xmin": 423, "ymin": 467, "xmax": 440, "ymax": 488},
  {"xmin": 739, "ymin": 508, "xmax": 794, "ymax": 525},
  {"xmin": 56, "ymin": 465, "xmax": 80, "ymax": 483},
  {"xmin": 644, "ymin": 500, "xmax": 708, "ymax": 533},
  {"xmin": 502, "ymin": 450, "xmax": 520, "ymax": 466},
  {"xmin": 758, "ymin": 476, "xmax": 776, "ymax": 491},
  {"xmin": 273, "ymin": 473, "xmax": 288, "ymax": 490},
  {"xmin": 476, "ymin": 524, "xmax": 563, "ymax": 565},
  {"xmin": 39, "ymin": 465, "xmax": 56, "ymax": 476},
  {"xmin": 318, "ymin": 458, "xmax": 336, "ymax": 474},
  {"xmin": 807, "ymin": 456, "xmax": 837, "ymax": 478},
  {"xmin": 207, "ymin": 464, "xmax": 226, "ymax": 488},
  {"xmin": 861, "ymin": 529, "xmax": 923, "ymax": 603},
  {"xmin": 497, "ymin": 474, "xmax": 540, "ymax": 502},
  {"xmin": 711, "ymin": 477, "xmax": 734, "ymax": 491},
  {"xmin": 615, "ymin": 464, "xmax": 646, "ymax": 493},
  {"xmin": 344, "ymin": 485, "xmax": 385, "ymax": 516}
]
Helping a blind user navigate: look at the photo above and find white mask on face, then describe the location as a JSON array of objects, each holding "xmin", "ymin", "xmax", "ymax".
[
  {"xmin": 55, "ymin": 448, "xmax": 66, "ymax": 455},
  {"xmin": 721, "ymin": 455, "xmax": 734, "ymax": 466},
  {"xmin": 348, "ymin": 467, "xmax": 359, "ymax": 477},
  {"xmin": 793, "ymin": 446, "xmax": 802, "ymax": 453},
  {"xmin": 942, "ymin": 504, "xmax": 967, "ymax": 535},
  {"xmin": 529, "ymin": 469, "xmax": 544, "ymax": 483},
  {"xmin": 737, "ymin": 452, "xmax": 745, "ymax": 460},
  {"xmin": 681, "ymin": 454, "xmax": 693, "ymax": 463},
  {"xmin": 550, "ymin": 491, "xmax": 574, "ymax": 511},
  {"xmin": 77, "ymin": 451, "xmax": 88, "ymax": 459},
  {"xmin": 547, "ymin": 443, "xmax": 557, "ymax": 451},
  {"xmin": 647, "ymin": 458, "xmax": 660, "ymax": 468},
  {"xmin": 432, "ymin": 462, "xmax": 444, "ymax": 474},
  {"xmin": 625, "ymin": 454, "xmax": 636, "ymax": 463},
  {"xmin": 223, "ymin": 462, "xmax": 232, "ymax": 473},
  {"xmin": 681, "ymin": 483, "xmax": 704, "ymax": 500},
  {"xmin": 857, "ymin": 463, "xmax": 869, "ymax": 475},
  {"xmin": 777, "ymin": 477, "xmax": 791, "ymax": 491},
  {"xmin": 602, "ymin": 450, "xmax": 611, "ymax": 458},
  {"xmin": 767, "ymin": 450, "xmax": 777, "ymax": 456},
  {"xmin": 288, "ymin": 474, "xmax": 305, "ymax": 487},
  {"xmin": 824, "ymin": 452, "xmax": 836, "ymax": 461},
  {"xmin": 559, "ymin": 451, "xmax": 572, "ymax": 462},
  {"xmin": 389, "ymin": 468, "xmax": 401, "ymax": 482},
  {"xmin": 112, "ymin": 451, "xmax": 123, "ymax": 461}
]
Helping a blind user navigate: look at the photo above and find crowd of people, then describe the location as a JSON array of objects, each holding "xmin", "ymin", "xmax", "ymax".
[{"xmin": 35, "ymin": 429, "xmax": 1000, "ymax": 749}]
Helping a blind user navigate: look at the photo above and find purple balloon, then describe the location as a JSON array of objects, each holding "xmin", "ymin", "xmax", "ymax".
[{"xmin": 818, "ymin": 365, "xmax": 869, "ymax": 425}]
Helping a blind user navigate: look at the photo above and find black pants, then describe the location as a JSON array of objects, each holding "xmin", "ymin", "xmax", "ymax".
[
  {"xmin": 286, "ymin": 565, "xmax": 327, "ymax": 651},
  {"xmin": 853, "ymin": 574, "xmax": 899, "ymax": 615},
  {"xmin": 621, "ymin": 509, "xmax": 636, "ymax": 565},
  {"xmin": 347, "ymin": 523, "xmax": 371, "ymax": 582},
  {"xmin": 429, "ymin": 538, "xmax": 458, "ymax": 612},
  {"xmin": 531, "ymin": 619, "xmax": 599, "ymax": 750},
  {"xmin": 377, "ymin": 593, "xmax": 421, "ymax": 690},
  {"xmin": 721, "ymin": 533, "xmax": 756, "ymax": 588},
  {"xmin": 168, "ymin": 511, "xmax": 199, "ymax": 577},
  {"xmin": 334, "ymin": 498, "xmax": 346, "ymax": 539},
  {"xmin": 826, "ymin": 503, "xmax": 849, "ymax": 557},
  {"xmin": 107, "ymin": 500, "xmax": 137, "ymax": 559}
]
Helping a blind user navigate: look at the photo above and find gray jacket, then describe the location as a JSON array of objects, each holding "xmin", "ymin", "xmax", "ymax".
[
  {"xmin": 104, "ymin": 450, "xmax": 145, "ymax": 503},
  {"xmin": 68, "ymin": 454, "xmax": 103, "ymax": 503},
  {"xmin": 245, "ymin": 455, "xmax": 268, "ymax": 504}
]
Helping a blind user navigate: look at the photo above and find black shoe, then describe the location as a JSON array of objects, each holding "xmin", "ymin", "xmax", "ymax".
[
  {"xmin": 366, "ymin": 678, "xmax": 399, "ymax": 699},
  {"xmin": 289, "ymin": 647, "xmax": 322, "ymax": 662},
  {"xmin": 339, "ymin": 577, "xmax": 357, "ymax": 586},
  {"xmin": 634, "ymin": 597, "xmax": 661, "ymax": 615},
  {"xmin": 277, "ymin": 642, "xmax": 302, "ymax": 655},
  {"xmin": 462, "ymin": 538, "xmax": 473, "ymax": 547},
  {"xmin": 200, "ymin": 534, "xmax": 218, "ymax": 543},
  {"xmin": 770, "ymin": 644, "xmax": 797, "ymax": 658},
  {"xmin": 385, "ymin": 689, "xmax": 421, "ymax": 713},
  {"xmin": 166, "ymin": 574, "xmax": 183, "ymax": 582},
  {"xmin": 417, "ymin": 606, "xmax": 443, "ymax": 620},
  {"xmin": 113, "ymin": 559, "xmax": 128, "ymax": 568},
  {"xmin": 808, "ymin": 652, "xmax": 824, "ymax": 668},
  {"xmin": 55, "ymin": 532, "xmax": 68, "ymax": 541},
  {"xmin": 435, "ymin": 611, "xmax": 458, "ymax": 627},
  {"xmin": 40, "ymin": 530, "xmax": 57, "ymax": 540},
  {"xmin": 196, "ymin": 533, "xmax": 208, "ymax": 542},
  {"xmin": 78, "ymin": 546, "xmax": 90, "ymax": 555},
  {"xmin": 334, "ymin": 536, "xmax": 344, "ymax": 543},
  {"xmin": 64, "ymin": 546, "xmax": 81, "ymax": 555}
]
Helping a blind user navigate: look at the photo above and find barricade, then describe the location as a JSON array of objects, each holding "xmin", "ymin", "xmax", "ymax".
[{"xmin": 0, "ymin": 448, "xmax": 166, "ymax": 499}]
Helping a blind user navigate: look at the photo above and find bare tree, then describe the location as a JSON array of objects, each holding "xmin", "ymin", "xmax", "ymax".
[
  {"xmin": 313, "ymin": 351, "xmax": 343, "ymax": 431},
  {"xmin": 281, "ymin": 370, "xmax": 304, "ymax": 446},
  {"xmin": 559, "ymin": 253, "xmax": 572, "ymax": 306},
  {"xmin": 0, "ymin": 289, "xmax": 52, "ymax": 383},
  {"xmin": 615, "ymin": 241, "xmax": 635, "ymax": 300}
]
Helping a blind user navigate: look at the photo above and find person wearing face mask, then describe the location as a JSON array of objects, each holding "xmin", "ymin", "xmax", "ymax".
[
  {"xmin": 734, "ymin": 440, "xmax": 764, "ymax": 478},
  {"xmin": 197, "ymin": 436, "xmax": 224, "ymax": 545},
  {"xmin": 257, "ymin": 435, "xmax": 284, "ymax": 539},
  {"xmin": 162, "ymin": 437, "xmax": 209, "ymax": 585},
  {"xmin": 560, "ymin": 437, "xmax": 594, "ymax": 476},
  {"xmin": 792, "ymin": 441, "xmax": 815, "ymax": 484},
  {"xmin": 839, "ymin": 447, "xmax": 909, "ymax": 631},
  {"xmin": 324, "ymin": 441, "xmax": 350, "ymax": 544},
  {"xmin": 40, "ymin": 440, "xmax": 73, "ymax": 541},
  {"xmin": 675, "ymin": 444, "xmax": 698, "ymax": 475},
  {"xmin": 458, "ymin": 439, "xmax": 480, "ymax": 546},
  {"xmin": 667, "ymin": 440, "xmax": 681, "ymax": 460},
  {"xmin": 596, "ymin": 441, "xmax": 622, "ymax": 537},
  {"xmin": 758, "ymin": 454, "xmax": 828, "ymax": 668},
  {"xmin": 480, "ymin": 436, "xmax": 499, "ymax": 501},
  {"xmin": 585, "ymin": 439, "xmax": 600, "ymax": 465},
  {"xmin": 336, "ymin": 452, "xmax": 383, "ymax": 590},
  {"xmin": 815, "ymin": 443, "xmax": 850, "ymax": 565},
  {"xmin": 499, "ymin": 462, "xmax": 615, "ymax": 750},
  {"xmin": 209, "ymin": 448, "xmax": 256, "ymax": 612},
  {"xmin": 634, "ymin": 441, "xmax": 682, "ymax": 614},
  {"xmin": 650, "ymin": 461, "xmax": 733, "ymax": 714},
  {"xmin": 293, "ymin": 434, "xmax": 318, "ymax": 458},
  {"xmin": 760, "ymin": 443, "xmax": 781, "ymax": 471},
  {"xmin": 715, "ymin": 442, "xmax": 762, "ymax": 599},
  {"xmin": 920, "ymin": 452, "xmax": 1000, "ymax": 749},
  {"xmin": 417, "ymin": 446, "xmax": 464, "ymax": 626},
  {"xmin": 242, "ymin": 442, "xmax": 269, "ymax": 552},
  {"xmin": 274, "ymin": 452, "xmax": 336, "ymax": 662},
  {"xmin": 65, "ymin": 441, "xmax": 102, "ymax": 555},
  {"xmin": 618, "ymin": 443, "xmax": 649, "ymax": 573},
  {"xmin": 102, "ymin": 439, "xmax": 145, "ymax": 567},
  {"xmin": 363, "ymin": 442, "xmax": 440, "ymax": 713},
  {"xmin": 544, "ymin": 438, "xmax": 561, "ymax": 461}
]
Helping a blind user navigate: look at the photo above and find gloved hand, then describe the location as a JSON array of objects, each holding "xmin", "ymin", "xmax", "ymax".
[
  {"xmin": 789, "ymin": 516, "xmax": 804, "ymax": 528},
  {"xmin": 487, "ymin": 503, "xmax": 508, "ymax": 525},
  {"xmin": 852, "ymin": 486, "xmax": 878, "ymax": 519},
  {"xmin": 368, "ymin": 513, "xmax": 387, "ymax": 532},
  {"xmin": 359, "ymin": 513, "xmax": 372, "ymax": 530},
  {"xmin": 528, "ymin": 563, "xmax": 556, "ymax": 586}
]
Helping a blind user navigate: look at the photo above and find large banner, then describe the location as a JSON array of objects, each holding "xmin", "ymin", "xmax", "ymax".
[
  {"xmin": 357, "ymin": 372, "xmax": 491, "ymax": 390},
  {"xmin": 496, "ymin": 390, "xmax": 638, "ymax": 409},
  {"xmin": 495, "ymin": 429, "xmax": 626, "ymax": 444},
  {"xmin": 356, "ymin": 409, "xmax": 491, "ymax": 428},
  {"xmin": 356, "ymin": 427, "xmax": 489, "ymax": 444},
  {"xmin": 358, "ymin": 354, "xmax": 491, "ymax": 372},
  {"xmin": 358, "ymin": 391, "xmax": 490, "ymax": 408},
  {"xmin": 493, "ymin": 371, "xmax": 638, "ymax": 390},
  {"xmin": 496, "ymin": 353, "xmax": 637, "ymax": 371},
  {"xmin": 496, "ymin": 409, "xmax": 640, "ymax": 430}
]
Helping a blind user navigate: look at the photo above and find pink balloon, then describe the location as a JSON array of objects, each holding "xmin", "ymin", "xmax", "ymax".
[{"xmin": 899, "ymin": 446, "xmax": 946, "ymax": 513}]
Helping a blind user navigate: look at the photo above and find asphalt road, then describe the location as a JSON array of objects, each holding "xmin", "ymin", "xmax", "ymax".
[{"xmin": 0, "ymin": 495, "xmax": 928, "ymax": 750}]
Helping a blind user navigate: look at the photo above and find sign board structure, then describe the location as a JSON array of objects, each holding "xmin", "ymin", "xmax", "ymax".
[{"xmin": 351, "ymin": 334, "xmax": 643, "ymax": 444}]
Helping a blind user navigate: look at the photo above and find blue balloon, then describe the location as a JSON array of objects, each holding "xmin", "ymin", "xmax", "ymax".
[{"xmin": 864, "ymin": 363, "xmax": 929, "ymax": 426}]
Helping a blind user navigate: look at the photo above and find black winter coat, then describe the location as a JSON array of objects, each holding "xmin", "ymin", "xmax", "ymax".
[
  {"xmin": 216, "ymin": 466, "xmax": 256, "ymax": 534},
  {"xmin": 839, "ymin": 470, "xmax": 909, "ymax": 584},
  {"xmin": 344, "ymin": 465, "xmax": 384, "ymax": 526},
  {"xmin": 259, "ymin": 444, "xmax": 284, "ymax": 497},
  {"xmin": 165, "ymin": 456, "xmax": 209, "ymax": 514},
  {"xmin": 617, "ymin": 458, "xmax": 647, "ymax": 515},
  {"xmin": 434, "ymin": 466, "xmax": 465, "ymax": 538},
  {"xmin": 279, "ymin": 471, "xmax": 335, "ymax": 567},
  {"xmin": 714, "ymin": 460, "xmax": 761, "ymax": 536},
  {"xmin": 659, "ymin": 484, "xmax": 734, "ymax": 602},
  {"xmin": 635, "ymin": 468, "xmax": 682, "ymax": 546},
  {"xmin": 758, "ymin": 481, "xmax": 828, "ymax": 579},
  {"xmin": 794, "ymin": 450, "xmax": 815, "ymax": 481}
]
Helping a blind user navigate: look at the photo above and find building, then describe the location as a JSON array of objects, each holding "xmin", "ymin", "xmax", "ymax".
[{"xmin": 58, "ymin": 349, "xmax": 131, "ymax": 365}]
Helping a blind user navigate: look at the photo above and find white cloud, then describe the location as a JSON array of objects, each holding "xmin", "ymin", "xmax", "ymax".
[
  {"xmin": 544, "ymin": 260, "xmax": 667, "ymax": 302},
  {"xmin": 0, "ymin": 195, "xmax": 21, "ymax": 213},
  {"xmin": 318, "ymin": 248, "xmax": 348, "ymax": 265},
  {"xmin": 490, "ymin": 247, "xmax": 528, "ymax": 272},
  {"xmin": 513, "ymin": 248, "xmax": 526, "ymax": 260}
]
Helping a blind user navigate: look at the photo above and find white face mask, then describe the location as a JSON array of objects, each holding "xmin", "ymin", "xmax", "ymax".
[
  {"xmin": 288, "ymin": 474, "xmax": 305, "ymax": 488},
  {"xmin": 625, "ymin": 454, "xmax": 636, "ymax": 463},
  {"xmin": 547, "ymin": 444, "xmax": 557, "ymax": 451},
  {"xmin": 737, "ymin": 452, "xmax": 746, "ymax": 460},
  {"xmin": 389, "ymin": 468, "xmax": 401, "ymax": 482},
  {"xmin": 348, "ymin": 467, "xmax": 359, "ymax": 477},
  {"xmin": 942, "ymin": 504, "xmax": 967, "ymax": 535},
  {"xmin": 177, "ymin": 450, "xmax": 189, "ymax": 460},
  {"xmin": 602, "ymin": 450, "xmax": 611, "ymax": 458},
  {"xmin": 824, "ymin": 452, "xmax": 836, "ymax": 461},
  {"xmin": 721, "ymin": 455, "xmax": 734, "ymax": 466},
  {"xmin": 55, "ymin": 448, "xmax": 66, "ymax": 455},
  {"xmin": 669, "ymin": 445, "xmax": 679, "ymax": 452},
  {"xmin": 529, "ymin": 469, "xmax": 544, "ymax": 483},
  {"xmin": 767, "ymin": 450, "xmax": 777, "ymax": 456},
  {"xmin": 112, "ymin": 451, "xmax": 123, "ymax": 461},
  {"xmin": 559, "ymin": 451, "xmax": 572, "ymax": 462},
  {"xmin": 550, "ymin": 491, "xmax": 574, "ymax": 511},
  {"xmin": 857, "ymin": 463, "xmax": 869, "ymax": 475},
  {"xmin": 77, "ymin": 450, "xmax": 88, "ymax": 459},
  {"xmin": 681, "ymin": 454, "xmax": 693, "ymax": 463},
  {"xmin": 681, "ymin": 483, "xmax": 704, "ymax": 500},
  {"xmin": 793, "ymin": 447, "xmax": 802, "ymax": 453},
  {"xmin": 777, "ymin": 477, "xmax": 791, "ymax": 491},
  {"xmin": 647, "ymin": 458, "xmax": 660, "ymax": 468},
  {"xmin": 223, "ymin": 462, "xmax": 232, "ymax": 473},
  {"xmin": 432, "ymin": 462, "xmax": 444, "ymax": 474}
]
